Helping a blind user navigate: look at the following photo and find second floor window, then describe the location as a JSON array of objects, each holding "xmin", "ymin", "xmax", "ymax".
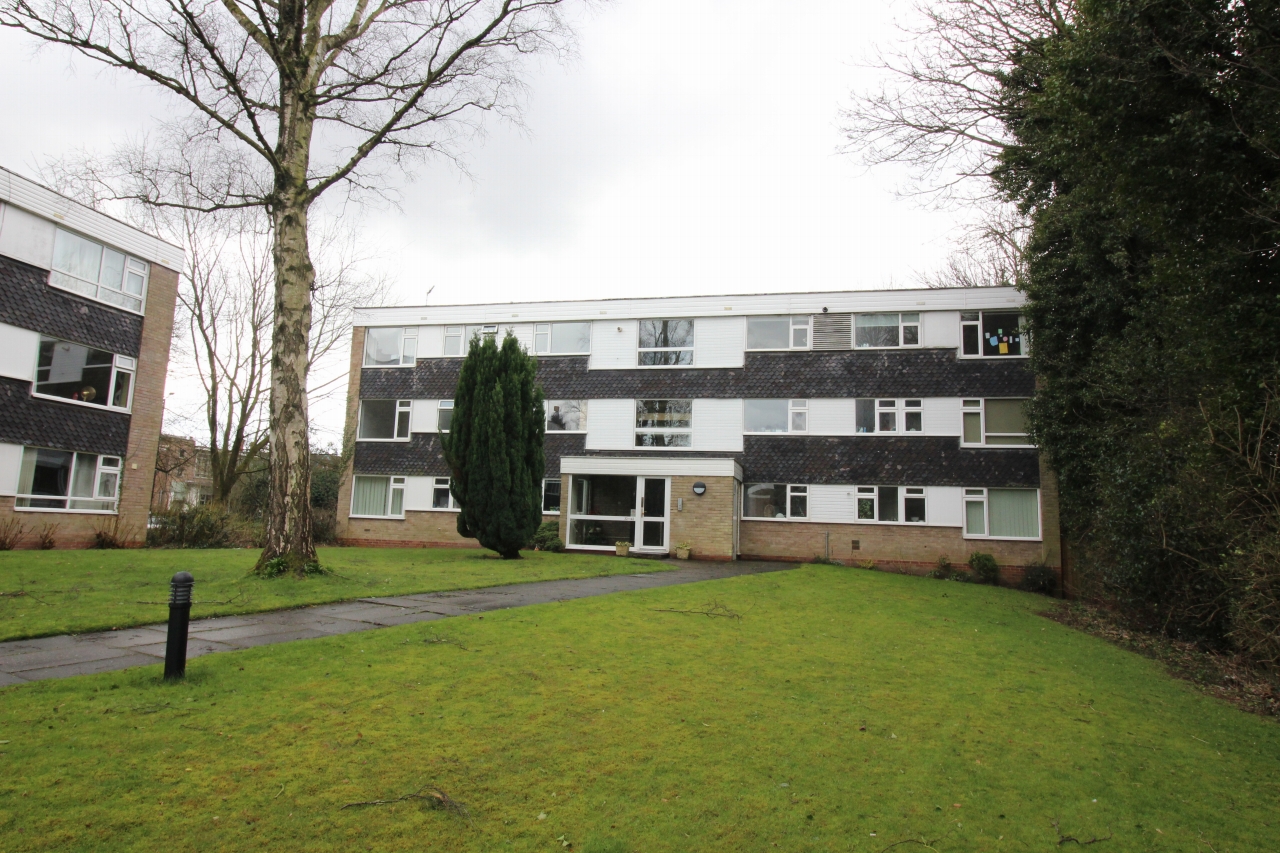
[
  {"xmin": 35, "ymin": 338, "xmax": 134, "ymax": 410},
  {"xmin": 545, "ymin": 400, "xmax": 586, "ymax": 432},
  {"xmin": 638, "ymin": 319, "xmax": 694, "ymax": 366},
  {"xmin": 855, "ymin": 313, "xmax": 920, "ymax": 348},
  {"xmin": 635, "ymin": 399, "xmax": 692, "ymax": 447},
  {"xmin": 438, "ymin": 400, "xmax": 455, "ymax": 432},
  {"xmin": 364, "ymin": 327, "xmax": 417, "ymax": 367},
  {"xmin": 744, "ymin": 399, "xmax": 808, "ymax": 433},
  {"xmin": 961, "ymin": 311, "xmax": 1025, "ymax": 357},
  {"xmin": 534, "ymin": 322, "xmax": 591, "ymax": 354},
  {"xmin": 358, "ymin": 400, "xmax": 411, "ymax": 440},
  {"xmin": 443, "ymin": 325, "xmax": 498, "ymax": 356},
  {"xmin": 855, "ymin": 399, "xmax": 922, "ymax": 433},
  {"xmin": 746, "ymin": 316, "xmax": 810, "ymax": 350},
  {"xmin": 50, "ymin": 228, "xmax": 148, "ymax": 314}
]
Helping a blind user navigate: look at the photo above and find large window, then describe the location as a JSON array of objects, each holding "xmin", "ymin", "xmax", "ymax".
[
  {"xmin": 358, "ymin": 400, "xmax": 411, "ymax": 440},
  {"xmin": 432, "ymin": 477, "xmax": 459, "ymax": 510},
  {"xmin": 855, "ymin": 399, "xmax": 922, "ymax": 434},
  {"xmin": 961, "ymin": 311, "xmax": 1025, "ymax": 357},
  {"xmin": 962, "ymin": 399, "xmax": 1030, "ymax": 446},
  {"xmin": 856, "ymin": 486, "xmax": 927, "ymax": 523},
  {"xmin": 569, "ymin": 474, "xmax": 637, "ymax": 547},
  {"xmin": 34, "ymin": 337, "xmax": 134, "ymax": 410},
  {"xmin": 534, "ymin": 323, "xmax": 591, "ymax": 355},
  {"xmin": 746, "ymin": 316, "xmax": 810, "ymax": 350},
  {"xmin": 744, "ymin": 399, "xmax": 807, "ymax": 434},
  {"xmin": 351, "ymin": 475, "xmax": 405, "ymax": 518},
  {"xmin": 50, "ymin": 228, "xmax": 149, "ymax": 314},
  {"xmin": 443, "ymin": 325, "xmax": 497, "ymax": 356},
  {"xmin": 742, "ymin": 483, "xmax": 808, "ymax": 519},
  {"xmin": 637, "ymin": 319, "xmax": 694, "ymax": 366},
  {"xmin": 363, "ymin": 327, "xmax": 417, "ymax": 367},
  {"xmin": 542, "ymin": 478, "xmax": 562, "ymax": 513},
  {"xmin": 964, "ymin": 488, "xmax": 1040, "ymax": 538},
  {"xmin": 16, "ymin": 448, "xmax": 120, "ymax": 512},
  {"xmin": 855, "ymin": 313, "xmax": 920, "ymax": 348},
  {"xmin": 635, "ymin": 399, "xmax": 692, "ymax": 447},
  {"xmin": 438, "ymin": 400, "xmax": 454, "ymax": 432},
  {"xmin": 545, "ymin": 400, "xmax": 586, "ymax": 432}
]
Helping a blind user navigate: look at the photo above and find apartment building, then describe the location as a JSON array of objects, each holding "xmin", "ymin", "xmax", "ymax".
[
  {"xmin": 337, "ymin": 287, "xmax": 1059, "ymax": 583},
  {"xmin": 0, "ymin": 168, "xmax": 182, "ymax": 547}
]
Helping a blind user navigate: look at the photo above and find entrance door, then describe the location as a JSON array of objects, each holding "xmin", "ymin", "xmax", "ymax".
[{"xmin": 636, "ymin": 477, "xmax": 669, "ymax": 551}]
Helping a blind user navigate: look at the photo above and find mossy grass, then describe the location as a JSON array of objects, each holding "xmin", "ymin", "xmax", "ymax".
[
  {"xmin": 2, "ymin": 566, "xmax": 1278, "ymax": 851},
  {"xmin": 0, "ymin": 547, "xmax": 661, "ymax": 642}
]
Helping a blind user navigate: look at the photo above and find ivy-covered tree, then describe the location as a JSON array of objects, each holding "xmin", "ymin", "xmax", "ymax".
[{"xmin": 443, "ymin": 333, "xmax": 546, "ymax": 560}]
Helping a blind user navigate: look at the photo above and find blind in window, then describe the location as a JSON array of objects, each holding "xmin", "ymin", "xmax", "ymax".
[
  {"xmin": 352, "ymin": 476, "xmax": 389, "ymax": 516},
  {"xmin": 988, "ymin": 489, "xmax": 1039, "ymax": 538}
]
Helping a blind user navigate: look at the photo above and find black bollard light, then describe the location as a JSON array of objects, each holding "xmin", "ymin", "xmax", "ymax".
[{"xmin": 164, "ymin": 571, "xmax": 195, "ymax": 681}]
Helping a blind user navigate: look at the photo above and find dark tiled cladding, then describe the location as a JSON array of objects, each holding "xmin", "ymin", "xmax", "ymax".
[
  {"xmin": 0, "ymin": 376, "xmax": 130, "ymax": 456},
  {"xmin": 354, "ymin": 432, "xmax": 586, "ymax": 478},
  {"xmin": 0, "ymin": 254, "xmax": 144, "ymax": 356},
  {"xmin": 359, "ymin": 349, "xmax": 1034, "ymax": 400}
]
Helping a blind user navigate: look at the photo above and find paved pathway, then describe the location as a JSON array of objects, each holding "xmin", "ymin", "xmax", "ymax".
[{"xmin": 0, "ymin": 560, "xmax": 793, "ymax": 686}]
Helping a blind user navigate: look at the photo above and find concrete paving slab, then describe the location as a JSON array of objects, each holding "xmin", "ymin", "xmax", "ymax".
[
  {"xmin": 93, "ymin": 628, "xmax": 170, "ymax": 649},
  {"xmin": 18, "ymin": 653, "xmax": 159, "ymax": 681},
  {"xmin": 129, "ymin": 639, "xmax": 237, "ymax": 660},
  {"xmin": 190, "ymin": 621, "xmax": 308, "ymax": 643},
  {"xmin": 0, "ymin": 643, "xmax": 134, "ymax": 672},
  {"xmin": 0, "ymin": 672, "xmax": 30, "ymax": 686},
  {"xmin": 228, "ymin": 628, "xmax": 333, "ymax": 649}
]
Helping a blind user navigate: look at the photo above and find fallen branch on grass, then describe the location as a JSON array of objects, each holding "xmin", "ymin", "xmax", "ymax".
[
  {"xmin": 133, "ymin": 592, "xmax": 245, "ymax": 606},
  {"xmin": 342, "ymin": 784, "xmax": 473, "ymax": 824},
  {"xmin": 1053, "ymin": 818, "xmax": 1112, "ymax": 846},
  {"xmin": 423, "ymin": 634, "xmax": 474, "ymax": 651},
  {"xmin": 0, "ymin": 590, "xmax": 52, "ymax": 605},
  {"xmin": 652, "ymin": 600, "xmax": 744, "ymax": 620}
]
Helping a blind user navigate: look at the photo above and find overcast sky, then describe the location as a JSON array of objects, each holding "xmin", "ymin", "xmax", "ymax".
[{"xmin": 0, "ymin": 0, "xmax": 964, "ymax": 441}]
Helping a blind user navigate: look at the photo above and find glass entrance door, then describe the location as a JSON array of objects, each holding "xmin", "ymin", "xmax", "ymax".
[{"xmin": 637, "ymin": 477, "xmax": 669, "ymax": 551}]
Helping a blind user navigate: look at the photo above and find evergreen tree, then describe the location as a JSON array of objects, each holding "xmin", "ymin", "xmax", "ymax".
[{"xmin": 443, "ymin": 332, "xmax": 546, "ymax": 560}]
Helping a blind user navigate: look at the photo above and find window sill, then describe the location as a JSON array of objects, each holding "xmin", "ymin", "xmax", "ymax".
[
  {"xmin": 852, "ymin": 345, "xmax": 924, "ymax": 351},
  {"xmin": 48, "ymin": 276, "xmax": 147, "ymax": 316},
  {"xmin": 355, "ymin": 438, "xmax": 412, "ymax": 443},
  {"xmin": 963, "ymin": 535, "xmax": 1042, "ymax": 541},
  {"xmin": 743, "ymin": 431, "xmax": 806, "ymax": 437},
  {"xmin": 741, "ymin": 516, "xmax": 930, "ymax": 526},
  {"xmin": 533, "ymin": 352, "xmax": 591, "ymax": 357},
  {"xmin": 14, "ymin": 506, "xmax": 118, "ymax": 515},
  {"xmin": 30, "ymin": 391, "xmax": 132, "ymax": 414},
  {"xmin": 961, "ymin": 443, "xmax": 1037, "ymax": 449},
  {"xmin": 349, "ymin": 513, "xmax": 406, "ymax": 520},
  {"xmin": 957, "ymin": 354, "xmax": 1030, "ymax": 360},
  {"xmin": 545, "ymin": 430, "xmax": 588, "ymax": 435},
  {"xmin": 361, "ymin": 363, "xmax": 417, "ymax": 369}
]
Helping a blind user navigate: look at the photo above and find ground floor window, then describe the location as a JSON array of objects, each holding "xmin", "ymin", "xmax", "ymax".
[
  {"xmin": 964, "ymin": 488, "xmax": 1040, "ymax": 539},
  {"xmin": 16, "ymin": 448, "xmax": 120, "ymax": 512},
  {"xmin": 742, "ymin": 483, "xmax": 807, "ymax": 519},
  {"xmin": 431, "ymin": 477, "xmax": 459, "ymax": 510},
  {"xmin": 351, "ymin": 475, "xmax": 405, "ymax": 518},
  {"xmin": 565, "ymin": 474, "xmax": 669, "ymax": 550},
  {"xmin": 542, "ymin": 478, "xmax": 562, "ymax": 513}
]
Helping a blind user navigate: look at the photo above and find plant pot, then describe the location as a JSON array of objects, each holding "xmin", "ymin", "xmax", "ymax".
[
  {"xmin": 615, "ymin": 543, "xmax": 630, "ymax": 557},
  {"xmin": 674, "ymin": 547, "xmax": 691, "ymax": 560}
]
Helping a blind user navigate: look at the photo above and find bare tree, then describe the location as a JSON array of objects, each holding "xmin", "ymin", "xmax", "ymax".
[
  {"xmin": 842, "ymin": 0, "xmax": 1073, "ymax": 285},
  {"xmin": 2, "ymin": 0, "xmax": 580, "ymax": 573}
]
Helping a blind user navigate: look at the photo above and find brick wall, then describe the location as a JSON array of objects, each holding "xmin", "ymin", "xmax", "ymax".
[
  {"xmin": 667, "ymin": 475, "xmax": 736, "ymax": 560},
  {"xmin": 334, "ymin": 326, "xmax": 364, "ymax": 543},
  {"xmin": 340, "ymin": 509, "xmax": 560, "ymax": 549},
  {"xmin": 0, "ymin": 263, "xmax": 179, "ymax": 548}
]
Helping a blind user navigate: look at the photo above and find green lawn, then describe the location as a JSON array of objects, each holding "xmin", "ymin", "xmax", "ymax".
[
  {"xmin": 2, "ymin": 566, "xmax": 1277, "ymax": 852},
  {"xmin": 0, "ymin": 547, "xmax": 657, "ymax": 641}
]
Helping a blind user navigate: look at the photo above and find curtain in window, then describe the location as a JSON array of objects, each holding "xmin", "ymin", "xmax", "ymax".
[
  {"xmin": 988, "ymin": 489, "xmax": 1039, "ymax": 538},
  {"xmin": 352, "ymin": 476, "xmax": 389, "ymax": 516}
]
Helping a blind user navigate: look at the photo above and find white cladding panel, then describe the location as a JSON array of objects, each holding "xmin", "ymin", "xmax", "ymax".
[
  {"xmin": 410, "ymin": 399, "xmax": 440, "ymax": 433},
  {"xmin": 0, "ymin": 202, "xmax": 56, "ymax": 270},
  {"xmin": 589, "ymin": 319, "xmax": 638, "ymax": 370},
  {"xmin": 693, "ymin": 316, "xmax": 745, "ymax": 368},
  {"xmin": 401, "ymin": 476, "xmax": 437, "ymax": 512},
  {"xmin": 0, "ymin": 322, "xmax": 39, "ymax": 382},
  {"xmin": 692, "ymin": 399, "xmax": 744, "ymax": 451},
  {"xmin": 922, "ymin": 310, "xmax": 960, "ymax": 348},
  {"xmin": 927, "ymin": 486, "xmax": 964, "ymax": 527},
  {"xmin": 503, "ymin": 322, "xmax": 535, "ymax": 352},
  {"xmin": 0, "ymin": 442, "xmax": 21, "ymax": 496},
  {"xmin": 807, "ymin": 399, "xmax": 858, "ymax": 436},
  {"xmin": 417, "ymin": 325, "xmax": 444, "ymax": 359},
  {"xmin": 808, "ymin": 485, "xmax": 860, "ymax": 523},
  {"xmin": 562, "ymin": 456, "xmax": 742, "ymax": 478},
  {"xmin": 584, "ymin": 398, "xmax": 634, "ymax": 450},
  {"xmin": 923, "ymin": 398, "xmax": 962, "ymax": 436}
]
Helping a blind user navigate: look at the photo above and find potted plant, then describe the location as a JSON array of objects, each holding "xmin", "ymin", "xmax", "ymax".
[
  {"xmin": 674, "ymin": 541, "xmax": 692, "ymax": 560},
  {"xmin": 615, "ymin": 540, "xmax": 630, "ymax": 557}
]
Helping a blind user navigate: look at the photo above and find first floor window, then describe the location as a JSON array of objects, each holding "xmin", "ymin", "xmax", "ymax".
[
  {"xmin": 358, "ymin": 399, "xmax": 411, "ymax": 440},
  {"xmin": 438, "ymin": 400, "xmax": 455, "ymax": 432},
  {"xmin": 16, "ymin": 448, "xmax": 120, "ymax": 511},
  {"xmin": 742, "ymin": 483, "xmax": 807, "ymax": 519},
  {"xmin": 351, "ymin": 475, "xmax": 405, "ymax": 517},
  {"xmin": 363, "ymin": 327, "xmax": 417, "ymax": 366},
  {"xmin": 964, "ymin": 488, "xmax": 1039, "ymax": 538},
  {"xmin": 635, "ymin": 399, "xmax": 692, "ymax": 447},
  {"xmin": 432, "ymin": 477, "xmax": 459, "ymax": 510},
  {"xmin": 546, "ymin": 400, "xmax": 586, "ymax": 432},
  {"xmin": 637, "ymin": 318, "xmax": 694, "ymax": 366},
  {"xmin": 904, "ymin": 399, "xmax": 922, "ymax": 432},
  {"xmin": 856, "ymin": 399, "xmax": 903, "ymax": 433},
  {"xmin": 35, "ymin": 338, "xmax": 135, "ymax": 410},
  {"xmin": 963, "ymin": 399, "xmax": 1030, "ymax": 446},
  {"xmin": 543, "ymin": 478, "xmax": 562, "ymax": 513},
  {"xmin": 962, "ymin": 311, "xmax": 1025, "ymax": 357}
]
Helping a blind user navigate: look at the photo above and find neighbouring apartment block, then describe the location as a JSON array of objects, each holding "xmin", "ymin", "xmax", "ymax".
[
  {"xmin": 337, "ymin": 288, "xmax": 1060, "ymax": 583},
  {"xmin": 152, "ymin": 435, "xmax": 215, "ymax": 512},
  {"xmin": 0, "ymin": 168, "xmax": 182, "ymax": 547}
]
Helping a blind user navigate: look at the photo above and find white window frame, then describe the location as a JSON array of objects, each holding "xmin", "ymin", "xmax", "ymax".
[
  {"xmin": 534, "ymin": 322, "xmax": 592, "ymax": 356},
  {"xmin": 963, "ymin": 487, "xmax": 1043, "ymax": 540},
  {"xmin": 745, "ymin": 316, "xmax": 812, "ymax": 351},
  {"xmin": 853, "ymin": 313, "xmax": 922, "ymax": 349},
  {"xmin": 545, "ymin": 399, "xmax": 587, "ymax": 433},
  {"xmin": 31, "ymin": 337, "xmax": 136, "ymax": 412},
  {"xmin": 962, "ymin": 399, "xmax": 1033, "ymax": 447},
  {"xmin": 903, "ymin": 399, "xmax": 923, "ymax": 433},
  {"xmin": 636, "ymin": 319, "xmax": 695, "ymax": 368},
  {"xmin": 960, "ymin": 311, "xmax": 1029, "ymax": 359},
  {"xmin": 362, "ymin": 327, "xmax": 418, "ymax": 368},
  {"xmin": 349, "ymin": 475, "xmax": 406, "ymax": 519},
  {"xmin": 48, "ymin": 228, "xmax": 149, "ymax": 315},
  {"xmin": 443, "ymin": 326, "xmax": 464, "ymax": 356},
  {"xmin": 634, "ymin": 399, "xmax": 693, "ymax": 448},
  {"xmin": 542, "ymin": 477, "xmax": 562, "ymax": 514},
  {"xmin": 742, "ymin": 399, "xmax": 809, "ymax": 435},
  {"xmin": 437, "ymin": 400, "xmax": 455, "ymax": 433},
  {"xmin": 856, "ymin": 398, "xmax": 908, "ymax": 434},
  {"xmin": 854, "ymin": 485, "xmax": 927, "ymax": 524},
  {"xmin": 431, "ymin": 476, "xmax": 460, "ymax": 511},
  {"xmin": 15, "ymin": 449, "xmax": 121, "ymax": 514},
  {"xmin": 741, "ymin": 483, "xmax": 809, "ymax": 520},
  {"xmin": 357, "ymin": 399, "xmax": 412, "ymax": 442}
]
